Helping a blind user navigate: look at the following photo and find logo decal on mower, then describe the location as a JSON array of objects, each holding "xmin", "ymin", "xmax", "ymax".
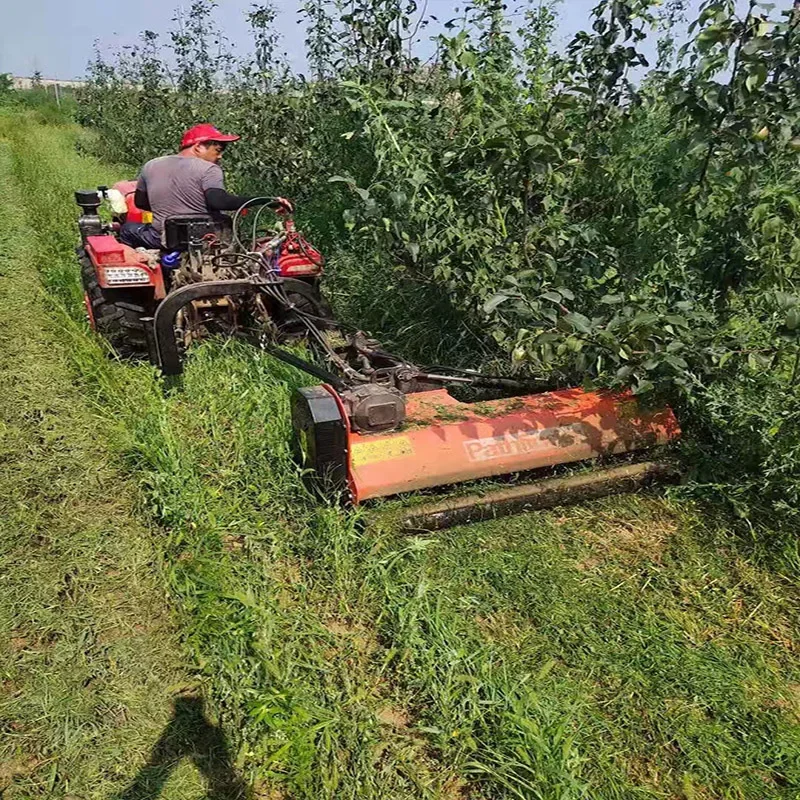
[{"xmin": 463, "ymin": 423, "xmax": 590, "ymax": 463}]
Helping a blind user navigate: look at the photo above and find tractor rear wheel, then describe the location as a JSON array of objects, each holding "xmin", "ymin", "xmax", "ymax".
[
  {"xmin": 78, "ymin": 246, "xmax": 152, "ymax": 359},
  {"xmin": 274, "ymin": 281, "xmax": 334, "ymax": 338}
]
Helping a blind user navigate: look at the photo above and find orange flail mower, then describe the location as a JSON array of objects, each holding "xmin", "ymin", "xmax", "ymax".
[
  {"xmin": 290, "ymin": 334, "xmax": 681, "ymax": 528},
  {"xmin": 346, "ymin": 387, "xmax": 678, "ymax": 502}
]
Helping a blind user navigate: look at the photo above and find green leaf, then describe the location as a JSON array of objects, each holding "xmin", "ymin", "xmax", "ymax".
[
  {"xmin": 541, "ymin": 308, "xmax": 559, "ymax": 324},
  {"xmin": 664, "ymin": 314, "xmax": 689, "ymax": 327},
  {"xmin": 763, "ymin": 216, "xmax": 782, "ymax": 237},
  {"xmin": 483, "ymin": 294, "xmax": 511, "ymax": 314},
  {"xmin": 631, "ymin": 312, "xmax": 659, "ymax": 328},
  {"xmin": 460, "ymin": 50, "xmax": 477, "ymax": 68},
  {"xmin": 389, "ymin": 191, "xmax": 407, "ymax": 208},
  {"xmin": 664, "ymin": 354, "xmax": 689, "ymax": 370},
  {"xmin": 558, "ymin": 287, "xmax": 575, "ymax": 301},
  {"xmin": 786, "ymin": 309, "xmax": 800, "ymax": 330},
  {"xmin": 774, "ymin": 292, "xmax": 797, "ymax": 311},
  {"xmin": 564, "ymin": 312, "xmax": 592, "ymax": 334},
  {"xmin": 700, "ymin": 5, "xmax": 724, "ymax": 25},
  {"xmin": 745, "ymin": 63, "xmax": 768, "ymax": 92},
  {"xmin": 524, "ymin": 134, "xmax": 547, "ymax": 147},
  {"xmin": 540, "ymin": 291, "xmax": 562, "ymax": 303}
]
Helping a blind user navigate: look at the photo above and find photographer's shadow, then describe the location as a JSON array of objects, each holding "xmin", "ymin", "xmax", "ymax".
[{"xmin": 116, "ymin": 694, "xmax": 247, "ymax": 799}]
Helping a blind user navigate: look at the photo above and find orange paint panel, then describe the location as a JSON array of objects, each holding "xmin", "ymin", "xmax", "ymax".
[{"xmin": 347, "ymin": 388, "xmax": 680, "ymax": 502}]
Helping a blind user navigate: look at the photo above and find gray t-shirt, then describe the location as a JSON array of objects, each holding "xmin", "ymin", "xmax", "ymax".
[{"xmin": 137, "ymin": 155, "xmax": 225, "ymax": 234}]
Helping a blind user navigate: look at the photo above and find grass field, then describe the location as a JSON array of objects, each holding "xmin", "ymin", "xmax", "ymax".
[
  {"xmin": 1, "ymin": 110, "xmax": 800, "ymax": 799},
  {"xmin": 0, "ymin": 128, "xmax": 232, "ymax": 797}
]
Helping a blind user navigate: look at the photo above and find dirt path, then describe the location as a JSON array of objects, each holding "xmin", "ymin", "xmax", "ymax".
[{"xmin": 0, "ymin": 140, "xmax": 239, "ymax": 799}]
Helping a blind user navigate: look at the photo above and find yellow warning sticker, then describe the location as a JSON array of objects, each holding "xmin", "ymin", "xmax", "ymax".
[{"xmin": 351, "ymin": 436, "xmax": 414, "ymax": 468}]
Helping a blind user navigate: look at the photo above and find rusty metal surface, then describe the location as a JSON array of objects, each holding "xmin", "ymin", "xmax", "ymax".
[
  {"xmin": 400, "ymin": 461, "xmax": 677, "ymax": 531},
  {"xmin": 349, "ymin": 388, "xmax": 680, "ymax": 502}
]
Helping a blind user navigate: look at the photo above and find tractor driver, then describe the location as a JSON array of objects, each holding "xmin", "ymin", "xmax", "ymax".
[{"xmin": 119, "ymin": 123, "xmax": 289, "ymax": 249}]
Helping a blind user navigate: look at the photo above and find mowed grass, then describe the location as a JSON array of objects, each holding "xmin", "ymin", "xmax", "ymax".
[
  {"xmin": 0, "ymin": 136, "xmax": 222, "ymax": 798},
  {"xmin": 369, "ymin": 499, "xmax": 800, "ymax": 797},
  {"xmin": 1, "ymin": 109, "xmax": 799, "ymax": 799}
]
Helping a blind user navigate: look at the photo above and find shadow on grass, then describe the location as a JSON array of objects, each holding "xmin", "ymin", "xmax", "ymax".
[{"xmin": 116, "ymin": 694, "xmax": 247, "ymax": 800}]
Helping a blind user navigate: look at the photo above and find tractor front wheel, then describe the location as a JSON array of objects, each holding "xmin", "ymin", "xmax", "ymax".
[{"xmin": 78, "ymin": 246, "xmax": 152, "ymax": 359}]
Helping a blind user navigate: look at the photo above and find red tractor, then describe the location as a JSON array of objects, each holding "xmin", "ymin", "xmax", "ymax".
[{"xmin": 76, "ymin": 181, "xmax": 330, "ymax": 364}]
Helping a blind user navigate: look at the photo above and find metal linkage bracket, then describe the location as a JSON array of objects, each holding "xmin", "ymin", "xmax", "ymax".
[{"xmin": 152, "ymin": 277, "xmax": 264, "ymax": 375}]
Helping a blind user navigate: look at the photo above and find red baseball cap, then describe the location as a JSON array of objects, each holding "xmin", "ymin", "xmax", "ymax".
[{"xmin": 180, "ymin": 123, "xmax": 240, "ymax": 149}]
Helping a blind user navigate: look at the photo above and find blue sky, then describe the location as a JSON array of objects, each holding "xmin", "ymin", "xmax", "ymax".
[{"xmin": 1, "ymin": 0, "xmax": 704, "ymax": 80}]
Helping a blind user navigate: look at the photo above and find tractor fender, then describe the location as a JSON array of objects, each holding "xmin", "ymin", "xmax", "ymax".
[{"xmin": 84, "ymin": 235, "xmax": 166, "ymax": 299}]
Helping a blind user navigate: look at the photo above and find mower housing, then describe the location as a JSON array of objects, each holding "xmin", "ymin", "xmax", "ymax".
[{"xmin": 293, "ymin": 383, "xmax": 680, "ymax": 504}]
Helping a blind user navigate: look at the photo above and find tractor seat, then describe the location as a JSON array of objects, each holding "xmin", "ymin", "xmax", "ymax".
[{"xmin": 163, "ymin": 215, "xmax": 229, "ymax": 251}]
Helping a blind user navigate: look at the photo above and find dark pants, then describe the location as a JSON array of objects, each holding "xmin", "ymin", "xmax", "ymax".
[{"xmin": 120, "ymin": 222, "xmax": 161, "ymax": 249}]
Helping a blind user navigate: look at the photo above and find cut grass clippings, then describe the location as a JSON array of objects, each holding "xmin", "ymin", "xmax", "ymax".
[
  {"xmin": 1, "ymin": 109, "xmax": 799, "ymax": 798},
  {"xmin": 0, "ymin": 137, "xmax": 217, "ymax": 798}
]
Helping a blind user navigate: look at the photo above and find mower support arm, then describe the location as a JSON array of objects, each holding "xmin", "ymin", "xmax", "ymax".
[
  {"xmin": 153, "ymin": 278, "xmax": 265, "ymax": 375},
  {"xmin": 152, "ymin": 276, "xmax": 347, "ymax": 386},
  {"xmin": 261, "ymin": 346, "xmax": 348, "ymax": 391},
  {"xmin": 415, "ymin": 372, "xmax": 547, "ymax": 391}
]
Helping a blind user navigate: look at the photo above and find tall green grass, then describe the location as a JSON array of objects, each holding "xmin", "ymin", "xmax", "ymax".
[
  {"xmin": 3, "ymin": 110, "xmax": 800, "ymax": 798},
  {"xmin": 0, "ymin": 110, "xmax": 452, "ymax": 798}
]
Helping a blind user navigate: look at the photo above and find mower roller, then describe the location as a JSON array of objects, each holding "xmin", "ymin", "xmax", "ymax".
[{"xmin": 76, "ymin": 184, "xmax": 681, "ymax": 529}]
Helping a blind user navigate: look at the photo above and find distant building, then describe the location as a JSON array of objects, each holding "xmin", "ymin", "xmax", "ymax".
[{"xmin": 12, "ymin": 76, "xmax": 86, "ymax": 90}]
